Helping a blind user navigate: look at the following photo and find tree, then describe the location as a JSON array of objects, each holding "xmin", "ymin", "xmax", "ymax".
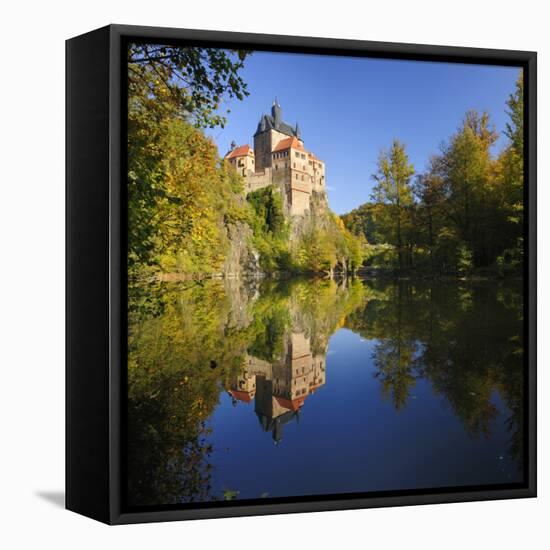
[
  {"xmin": 505, "ymin": 73, "xmax": 524, "ymax": 154},
  {"xmin": 495, "ymin": 73, "xmax": 524, "ymax": 274},
  {"xmin": 412, "ymin": 157, "xmax": 447, "ymax": 272},
  {"xmin": 340, "ymin": 203, "xmax": 377, "ymax": 243},
  {"xmin": 434, "ymin": 111, "xmax": 498, "ymax": 267},
  {"xmin": 296, "ymin": 227, "xmax": 337, "ymax": 274},
  {"xmin": 128, "ymin": 44, "xmax": 250, "ymax": 128},
  {"xmin": 127, "ymin": 45, "xmax": 251, "ymax": 278},
  {"xmin": 342, "ymin": 77, "xmax": 524, "ymax": 277},
  {"xmin": 371, "ymin": 140, "xmax": 415, "ymax": 270}
]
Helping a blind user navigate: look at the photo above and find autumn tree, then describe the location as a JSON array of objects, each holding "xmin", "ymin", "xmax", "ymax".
[
  {"xmin": 433, "ymin": 111, "xmax": 498, "ymax": 267},
  {"xmin": 128, "ymin": 43, "xmax": 250, "ymax": 128},
  {"xmin": 371, "ymin": 140, "xmax": 415, "ymax": 270},
  {"xmin": 127, "ymin": 44, "xmax": 251, "ymax": 278},
  {"xmin": 495, "ymin": 73, "xmax": 524, "ymax": 274},
  {"xmin": 412, "ymin": 159, "xmax": 446, "ymax": 271}
]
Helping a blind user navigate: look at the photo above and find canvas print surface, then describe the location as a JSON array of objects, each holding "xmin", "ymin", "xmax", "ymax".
[{"xmin": 126, "ymin": 43, "xmax": 525, "ymax": 509}]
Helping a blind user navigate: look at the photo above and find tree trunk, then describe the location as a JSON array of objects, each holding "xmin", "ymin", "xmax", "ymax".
[{"xmin": 397, "ymin": 206, "xmax": 403, "ymax": 271}]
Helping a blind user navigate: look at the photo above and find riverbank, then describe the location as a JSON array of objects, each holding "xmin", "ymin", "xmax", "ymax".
[{"xmin": 155, "ymin": 268, "xmax": 522, "ymax": 284}]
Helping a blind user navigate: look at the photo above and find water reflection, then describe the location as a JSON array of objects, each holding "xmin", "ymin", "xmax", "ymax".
[
  {"xmin": 126, "ymin": 277, "xmax": 524, "ymax": 507},
  {"xmin": 229, "ymin": 333, "xmax": 327, "ymax": 444}
]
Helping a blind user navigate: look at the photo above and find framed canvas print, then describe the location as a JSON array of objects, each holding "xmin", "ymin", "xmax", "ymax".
[{"xmin": 66, "ymin": 24, "xmax": 537, "ymax": 524}]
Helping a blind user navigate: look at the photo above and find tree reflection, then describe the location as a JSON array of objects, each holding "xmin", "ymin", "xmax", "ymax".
[
  {"xmin": 346, "ymin": 279, "xmax": 524, "ymax": 463},
  {"xmin": 127, "ymin": 277, "xmax": 365, "ymax": 506},
  {"xmin": 127, "ymin": 277, "xmax": 524, "ymax": 506}
]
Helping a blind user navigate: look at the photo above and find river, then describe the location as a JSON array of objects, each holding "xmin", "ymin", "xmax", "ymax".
[{"xmin": 126, "ymin": 277, "xmax": 524, "ymax": 507}]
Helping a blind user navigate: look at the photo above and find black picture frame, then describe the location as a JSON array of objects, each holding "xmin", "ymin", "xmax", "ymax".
[{"xmin": 66, "ymin": 24, "xmax": 537, "ymax": 525}]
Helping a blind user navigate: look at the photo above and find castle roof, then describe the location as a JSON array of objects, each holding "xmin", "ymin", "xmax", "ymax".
[
  {"xmin": 228, "ymin": 389, "xmax": 254, "ymax": 403},
  {"xmin": 272, "ymin": 136, "xmax": 305, "ymax": 153},
  {"xmin": 254, "ymin": 102, "xmax": 300, "ymax": 139},
  {"xmin": 275, "ymin": 395, "xmax": 307, "ymax": 412},
  {"xmin": 225, "ymin": 144, "xmax": 252, "ymax": 159}
]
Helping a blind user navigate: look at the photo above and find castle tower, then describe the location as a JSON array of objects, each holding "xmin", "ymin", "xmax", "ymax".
[
  {"xmin": 253, "ymin": 101, "xmax": 300, "ymax": 172},
  {"xmin": 224, "ymin": 144, "xmax": 255, "ymax": 177},
  {"xmin": 272, "ymin": 99, "xmax": 282, "ymax": 128}
]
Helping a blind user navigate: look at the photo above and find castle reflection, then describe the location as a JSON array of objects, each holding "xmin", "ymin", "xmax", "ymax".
[
  {"xmin": 228, "ymin": 332, "xmax": 326, "ymax": 444},
  {"xmin": 127, "ymin": 278, "xmax": 525, "ymax": 506}
]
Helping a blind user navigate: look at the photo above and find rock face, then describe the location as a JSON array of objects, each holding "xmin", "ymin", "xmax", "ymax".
[
  {"xmin": 223, "ymin": 221, "xmax": 262, "ymax": 278},
  {"xmin": 288, "ymin": 189, "xmax": 330, "ymax": 241},
  {"xmin": 222, "ymin": 276, "xmax": 260, "ymax": 330}
]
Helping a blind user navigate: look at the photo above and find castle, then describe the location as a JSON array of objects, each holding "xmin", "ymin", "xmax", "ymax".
[{"xmin": 224, "ymin": 100, "xmax": 326, "ymax": 217}]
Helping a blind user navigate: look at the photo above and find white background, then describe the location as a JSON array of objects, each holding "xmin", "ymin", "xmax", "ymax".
[{"xmin": 0, "ymin": 0, "xmax": 546, "ymax": 548}]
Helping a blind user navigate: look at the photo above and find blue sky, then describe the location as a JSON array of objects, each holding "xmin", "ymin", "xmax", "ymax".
[{"xmin": 206, "ymin": 51, "xmax": 521, "ymax": 215}]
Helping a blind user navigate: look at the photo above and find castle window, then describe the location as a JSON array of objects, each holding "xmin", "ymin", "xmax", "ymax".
[
  {"xmin": 295, "ymin": 151, "xmax": 300, "ymax": 158},
  {"xmin": 301, "ymin": 153, "xmax": 306, "ymax": 159},
  {"xmin": 295, "ymin": 173, "xmax": 299, "ymax": 180},
  {"xmin": 275, "ymin": 165, "xmax": 278, "ymax": 170}
]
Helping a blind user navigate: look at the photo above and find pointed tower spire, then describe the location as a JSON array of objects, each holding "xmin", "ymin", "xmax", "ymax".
[
  {"xmin": 271, "ymin": 99, "xmax": 282, "ymax": 128},
  {"xmin": 295, "ymin": 121, "xmax": 300, "ymax": 139}
]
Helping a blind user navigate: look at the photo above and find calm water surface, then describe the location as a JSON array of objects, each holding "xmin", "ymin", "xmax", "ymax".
[{"xmin": 126, "ymin": 278, "xmax": 524, "ymax": 507}]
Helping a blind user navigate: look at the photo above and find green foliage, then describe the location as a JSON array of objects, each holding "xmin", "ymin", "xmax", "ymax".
[
  {"xmin": 246, "ymin": 186, "xmax": 292, "ymax": 272},
  {"xmin": 295, "ymin": 226, "xmax": 336, "ymax": 273},
  {"xmin": 456, "ymin": 244, "xmax": 474, "ymax": 277},
  {"xmin": 244, "ymin": 187, "xmax": 364, "ymax": 275},
  {"xmin": 247, "ymin": 297, "xmax": 291, "ymax": 361},
  {"xmin": 127, "ymin": 271, "xmax": 524, "ymax": 504},
  {"xmin": 496, "ymin": 237, "xmax": 524, "ymax": 277},
  {"xmin": 129, "ymin": 109, "xmax": 251, "ymax": 280},
  {"xmin": 127, "ymin": 43, "xmax": 365, "ymax": 280},
  {"xmin": 342, "ymin": 73, "xmax": 524, "ymax": 277},
  {"xmin": 362, "ymin": 243, "xmax": 396, "ymax": 268},
  {"xmin": 292, "ymin": 213, "xmax": 365, "ymax": 274},
  {"xmin": 128, "ymin": 43, "xmax": 250, "ymax": 129},
  {"xmin": 371, "ymin": 139, "xmax": 415, "ymax": 209},
  {"xmin": 127, "ymin": 281, "xmax": 244, "ymax": 505},
  {"xmin": 341, "ymin": 203, "xmax": 378, "ymax": 243},
  {"xmin": 127, "ymin": 277, "xmax": 368, "ymax": 504},
  {"xmin": 345, "ymin": 279, "xmax": 523, "ymax": 443},
  {"xmin": 371, "ymin": 139, "xmax": 415, "ymax": 270},
  {"xmin": 505, "ymin": 73, "xmax": 524, "ymax": 154},
  {"xmin": 496, "ymin": 73, "xmax": 524, "ymax": 269},
  {"xmin": 247, "ymin": 186, "xmax": 286, "ymax": 235},
  {"xmin": 128, "ymin": 44, "xmax": 252, "ymax": 281}
]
